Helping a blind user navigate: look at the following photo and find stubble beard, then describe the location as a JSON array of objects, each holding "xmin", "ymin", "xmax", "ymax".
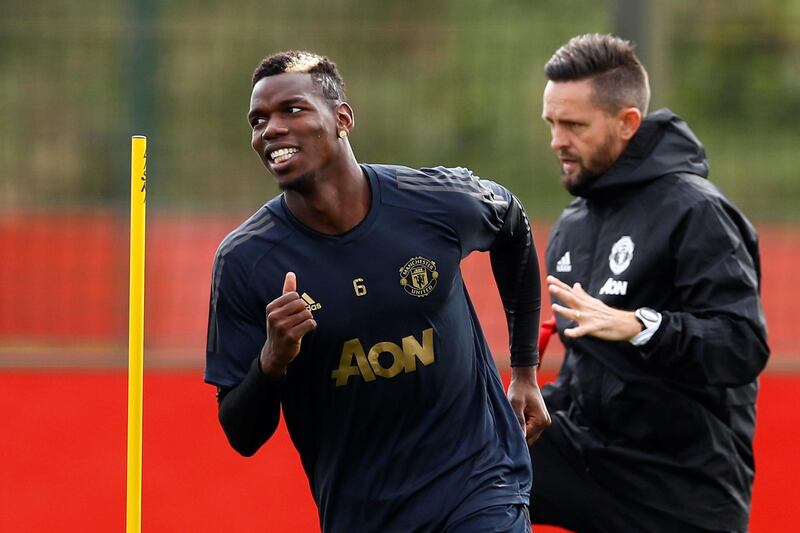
[
  {"xmin": 560, "ymin": 136, "xmax": 617, "ymax": 196},
  {"xmin": 277, "ymin": 171, "xmax": 315, "ymax": 195}
]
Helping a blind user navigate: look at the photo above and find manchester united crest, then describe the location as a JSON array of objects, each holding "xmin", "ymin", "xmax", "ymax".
[
  {"xmin": 399, "ymin": 256, "xmax": 439, "ymax": 297},
  {"xmin": 609, "ymin": 236, "xmax": 635, "ymax": 275}
]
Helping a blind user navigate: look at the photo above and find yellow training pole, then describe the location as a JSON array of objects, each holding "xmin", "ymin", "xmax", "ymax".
[{"xmin": 127, "ymin": 135, "xmax": 147, "ymax": 533}]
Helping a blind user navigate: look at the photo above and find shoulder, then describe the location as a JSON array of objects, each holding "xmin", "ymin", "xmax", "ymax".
[
  {"xmin": 656, "ymin": 173, "xmax": 753, "ymax": 229},
  {"xmin": 655, "ymin": 173, "xmax": 759, "ymax": 257},
  {"xmin": 212, "ymin": 200, "xmax": 293, "ymax": 281},
  {"xmin": 368, "ymin": 163, "xmax": 512, "ymax": 213},
  {"xmin": 667, "ymin": 173, "xmax": 725, "ymax": 205},
  {"xmin": 553, "ymin": 197, "xmax": 587, "ymax": 227},
  {"xmin": 635, "ymin": 172, "xmax": 730, "ymax": 213}
]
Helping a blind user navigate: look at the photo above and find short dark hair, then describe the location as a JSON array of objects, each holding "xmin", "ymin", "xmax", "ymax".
[
  {"xmin": 545, "ymin": 34, "xmax": 650, "ymax": 115},
  {"xmin": 251, "ymin": 51, "xmax": 346, "ymax": 101}
]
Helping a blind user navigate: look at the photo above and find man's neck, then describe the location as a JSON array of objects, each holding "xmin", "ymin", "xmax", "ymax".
[{"xmin": 283, "ymin": 158, "xmax": 370, "ymax": 235}]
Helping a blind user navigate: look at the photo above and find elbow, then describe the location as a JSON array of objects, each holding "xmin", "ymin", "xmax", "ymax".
[
  {"xmin": 219, "ymin": 417, "xmax": 264, "ymax": 457},
  {"xmin": 229, "ymin": 439, "xmax": 261, "ymax": 458},
  {"xmin": 218, "ymin": 409, "xmax": 259, "ymax": 457},
  {"xmin": 218, "ymin": 407, "xmax": 274, "ymax": 457},
  {"xmin": 709, "ymin": 337, "xmax": 770, "ymax": 387},
  {"xmin": 746, "ymin": 337, "xmax": 770, "ymax": 381},
  {"xmin": 702, "ymin": 319, "xmax": 770, "ymax": 386},
  {"xmin": 736, "ymin": 324, "xmax": 770, "ymax": 383},
  {"xmin": 216, "ymin": 379, "xmax": 281, "ymax": 457}
]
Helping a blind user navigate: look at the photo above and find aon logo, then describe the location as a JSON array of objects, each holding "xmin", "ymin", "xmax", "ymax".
[
  {"xmin": 331, "ymin": 328, "xmax": 435, "ymax": 387},
  {"xmin": 599, "ymin": 277, "xmax": 628, "ymax": 296}
]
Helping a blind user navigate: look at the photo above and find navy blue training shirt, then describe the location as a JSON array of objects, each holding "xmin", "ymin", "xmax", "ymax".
[{"xmin": 205, "ymin": 164, "xmax": 533, "ymax": 532}]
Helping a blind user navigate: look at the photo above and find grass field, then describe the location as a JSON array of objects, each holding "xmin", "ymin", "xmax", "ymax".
[{"xmin": 0, "ymin": 369, "xmax": 795, "ymax": 532}]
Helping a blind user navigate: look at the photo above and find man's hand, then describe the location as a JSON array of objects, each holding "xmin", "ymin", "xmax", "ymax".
[
  {"xmin": 547, "ymin": 275, "xmax": 641, "ymax": 342},
  {"xmin": 507, "ymin": 365, "xmax": 551, "ymax": 445},
  {"xmin": 260, "ymin": 272, "xmax": 318, "ymax": 377}
]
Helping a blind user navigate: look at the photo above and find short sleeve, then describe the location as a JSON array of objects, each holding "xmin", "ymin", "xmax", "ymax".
[
  {"xmin": 205, "ymin": 250, "xmax": 267, "ymax": 388},
  {"xmin": 399, "ymin": 166, "xmax": 512, "ymax": 257}
]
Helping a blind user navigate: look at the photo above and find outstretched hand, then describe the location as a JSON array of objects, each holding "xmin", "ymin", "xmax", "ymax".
[
  {"xmin": 547, "ymin": 275, "xmax": 641, "ymax": 342},
  {"xmin": 260, "ymin": 272, "xmax": 318, "ymax": 377}
]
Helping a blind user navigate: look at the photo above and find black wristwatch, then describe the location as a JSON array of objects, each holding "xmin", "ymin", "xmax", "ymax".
[{"xmin": 634, "ymin": 307, "xmax": 661, "ymax": 332}]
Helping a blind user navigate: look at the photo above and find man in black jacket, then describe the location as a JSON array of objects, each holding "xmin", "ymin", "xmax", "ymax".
[{"xmin": 531, "ymin": 34, "xmax": 769, "ymax": 532}]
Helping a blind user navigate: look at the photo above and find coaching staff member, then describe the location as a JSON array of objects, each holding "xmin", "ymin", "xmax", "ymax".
[
  {"xmin": 204, "ymin": 51, "xmax": 550, "ymax": 532},
  {"xmin": 530, "ymin": 34, "xmax": 769, "ymax": 532}
]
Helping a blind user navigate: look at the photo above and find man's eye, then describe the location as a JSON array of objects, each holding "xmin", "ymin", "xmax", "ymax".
[
  {"xmin": 288, "ymin": 107, "xmax": 302, "ymax": 114},
  {"xmin": 250, "ymin": 117, "xmax": 264, "ymax": 128}
]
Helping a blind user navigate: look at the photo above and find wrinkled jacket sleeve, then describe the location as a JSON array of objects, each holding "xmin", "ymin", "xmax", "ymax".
[
  {"xmin": 637, "ymin": 197, "xmax": 769, "ymax": 386},
  {"xmin": 541, "ymin": 362, "xmax": 574, "ymax": 412}
]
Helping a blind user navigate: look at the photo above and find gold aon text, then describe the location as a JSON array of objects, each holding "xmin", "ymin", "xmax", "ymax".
[{"xmin": 331, "ymin": 328, "xmax": 435, "ymax": 387}]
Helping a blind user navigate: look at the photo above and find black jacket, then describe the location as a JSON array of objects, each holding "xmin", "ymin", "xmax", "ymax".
[{"xmin": 544, "ymin": 109, "xmax": 769, "ymax": 531}]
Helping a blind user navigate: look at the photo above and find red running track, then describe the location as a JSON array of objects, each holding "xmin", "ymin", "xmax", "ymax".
[{"xmin": 0, "ymin": 370, "xmax": 795, "ymax": 532}]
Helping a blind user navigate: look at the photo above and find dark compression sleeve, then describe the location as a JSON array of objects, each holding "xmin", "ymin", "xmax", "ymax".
[
  {"xmin": 217, "ymin": 357, "xmax": 283, "ymax": 457},
  {"xmin": 489, "ymin": 195, "xmax": 541, "ymax": 366}
]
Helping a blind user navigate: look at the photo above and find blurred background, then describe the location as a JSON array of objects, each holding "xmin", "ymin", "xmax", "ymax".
[
  {"xmin": 2, "ymin": 0, "xmax": 798, "ymax": 368},
  {"xmin": 1, "ymin": 0, "xmax": 798, "ymax": 531}
]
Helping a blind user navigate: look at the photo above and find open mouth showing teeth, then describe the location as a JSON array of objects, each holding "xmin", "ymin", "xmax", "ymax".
[{"xmin": 270, "ymin": 147, "xmax": 299, "ymax": 164}]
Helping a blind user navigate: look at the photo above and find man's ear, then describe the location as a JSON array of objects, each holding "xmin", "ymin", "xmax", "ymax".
[
  {"xmin": 618, "ymin": 107, "xmax": 642, "ymax": 141},
  {"xmin": 335, "ymin": 102, "xmax": 354, "ymax": 134}
]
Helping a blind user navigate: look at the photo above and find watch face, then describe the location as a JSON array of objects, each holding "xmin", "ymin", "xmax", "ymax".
[{"xmin": 638, "ymin": 307, "xmax": 659, "ymax": 322}]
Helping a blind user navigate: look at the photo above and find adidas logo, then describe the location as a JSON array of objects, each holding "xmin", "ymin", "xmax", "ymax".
[
  {"xmin": 556, "ymin": 251, "xmax": 572, "ymax": 273},
  {"xmin": 301, "ymin": 292, "xmax": 322, "ymax": 312}
]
